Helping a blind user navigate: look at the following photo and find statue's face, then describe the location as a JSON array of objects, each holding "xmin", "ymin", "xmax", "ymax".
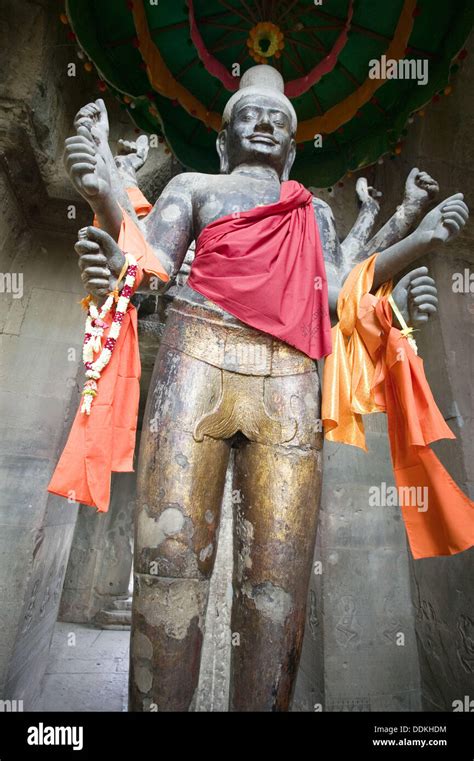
[{"xmin": 219, "ymin": 94, "xmax": 296, "ymax": 178}]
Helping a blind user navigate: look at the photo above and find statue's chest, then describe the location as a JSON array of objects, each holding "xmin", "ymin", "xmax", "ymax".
[{"xmin": 193, "ymin": 184, "xmax": 281, "ymax": 236}]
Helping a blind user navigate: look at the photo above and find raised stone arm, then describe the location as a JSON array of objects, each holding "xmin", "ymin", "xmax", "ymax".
[
  {"xmin": 65, "ymin": 99, "xmax": 141, "ymax": 238},
  {"xmin": 323, "ymin": 184, "xmax": 467, "ymax": 330},
  {"xmin": 114, "ymin": 134, "xmax": 150, "ymax": 190},
  {"xmin": 339, "ymin": 169, "xmax": 439, "ymax": 284},
  {"xmin": 332, "ymin": 165, "xmax": 467, "ymax": 320},
  {"xmin": 372, "ymin": 191, "xmax": 469, "ymax": 289},
  {"xmin": 357, "ymin": 168, "xmax": 439, "ymax": 261},
  {"xmin": 73, "ymin": 172, "xmax": 195, "ymax": 304},
  {"xmin": 314, "ymin": 192, "xmax": 446, "ymax": 330},
  {"xmin": 340, "ymin": 178, "xmax": 382, "ymax": 263},
  {"xmin": 63, "ymin": 99, "xmax": 186, "ymax": 304}
]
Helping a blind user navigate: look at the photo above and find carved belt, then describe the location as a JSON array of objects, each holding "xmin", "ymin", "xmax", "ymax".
[{"xmin": 162, "ymin": 298, "xmax": 317, "ymax": 377}]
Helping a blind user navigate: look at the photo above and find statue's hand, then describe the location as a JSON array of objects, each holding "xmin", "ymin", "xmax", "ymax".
[
  {"xmin": 403, "ymin": 168, "xmax": 439, "ymax": 209},
  {"xmin": 391, "ymin": 266, "xmax": 438, "ymax": 327},
  {"xmin": 64, "ymin": 125, "xmax": 112, "ymax": 201},
  {"xmin": 356, "ymin": 177, "xmax": 382, "ymax": 212},
  {"xmin": 75, "ymin": 227, "xmax": 126, "ymax": 300},
  {"xmin": 415, "ymin": 193, "xmax": 469, "ymax": 246},
  {"xmin": 115, "ymin": 134, "xmax": 149, "ymax": 173},
  {"xmin": 73, "ymin": 99, "xmax": 110, "ymax": 146}
]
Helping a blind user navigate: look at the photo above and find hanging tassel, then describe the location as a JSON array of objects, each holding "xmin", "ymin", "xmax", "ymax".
[
  {"xmin": 388, "ymin": 294, "xmax": 419, "ymax": 355},
  {"xmin": 79, "ymin": 294, "xmax": 94, "ymax": 311}
]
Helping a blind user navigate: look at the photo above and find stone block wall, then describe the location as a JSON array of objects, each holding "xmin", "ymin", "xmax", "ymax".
[{"xmin": 0, "ymin": 194, "xmax": 84, "ymax": 706}]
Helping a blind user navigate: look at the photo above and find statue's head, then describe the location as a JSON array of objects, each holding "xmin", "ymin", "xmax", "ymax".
[{"xmin": 217, "ymin": 65, "xmax": 297, "ymax": 181}]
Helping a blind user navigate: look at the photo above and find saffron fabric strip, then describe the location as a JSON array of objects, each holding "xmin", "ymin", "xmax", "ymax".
[
  {"xmin": 47, "ymin": 208, "xmax": 169, "ymax": 512},
  {"xmin": 322, "ymin": 253, "xmax": 474, "ymax": 559}
]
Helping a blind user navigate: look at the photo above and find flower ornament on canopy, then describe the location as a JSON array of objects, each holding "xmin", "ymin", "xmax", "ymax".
[{"xmin": 247, "ymin": 22, "xmax": 285, "ymax": 64}]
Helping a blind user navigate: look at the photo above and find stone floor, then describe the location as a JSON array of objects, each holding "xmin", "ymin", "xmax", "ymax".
[{"xmin": 36, "ymin": 622, "xmax": 130, "ymax": 712}]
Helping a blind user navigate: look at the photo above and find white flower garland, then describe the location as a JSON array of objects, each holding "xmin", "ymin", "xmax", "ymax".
[{"xmin": 80, "ymin": 253, "xmax": 138, "ymax": 415}]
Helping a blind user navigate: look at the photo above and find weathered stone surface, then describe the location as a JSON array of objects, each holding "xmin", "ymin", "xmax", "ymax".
[
  {"xmin": 59, "ymin": 473, "xmax": 135, "ymax": 623},
  {"xmin": 0, "ymin": 196, "xmax": 83, "ymax": 706},
  {"xmin": 196, "ymin": 464, "xmax": 233, "ymax": 712}
]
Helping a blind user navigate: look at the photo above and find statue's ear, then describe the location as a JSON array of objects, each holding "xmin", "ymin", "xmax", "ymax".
[
  {"xmin": 281, "ymin": 138, "xmax": 296, "ymax": 182},
  {"xmin": 216, "ymin": 129, "xmax": 229, "ymax": 174}
]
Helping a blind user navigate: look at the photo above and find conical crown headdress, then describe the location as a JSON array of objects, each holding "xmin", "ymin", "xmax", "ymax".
[{"xmin": 222, "ymin": 65, "xmax": 297, "ymax": 134}]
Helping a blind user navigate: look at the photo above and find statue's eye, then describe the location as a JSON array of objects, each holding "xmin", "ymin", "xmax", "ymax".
[
  {"xmin": 272, "ymin": 114, "xmax": 286, "ymax": 127},
  {"xmin": 240, "ymin": 108, "xmax": 257, "ymax": 121}
]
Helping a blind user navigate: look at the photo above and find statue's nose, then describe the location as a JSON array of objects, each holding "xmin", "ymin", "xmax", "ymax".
[{"xmin": 254, "ymin": 114, "xmax": 274, "ymax": 132}]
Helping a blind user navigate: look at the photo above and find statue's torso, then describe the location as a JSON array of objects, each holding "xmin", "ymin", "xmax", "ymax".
[
  {"xmin": 190, "ymin": 172, "xmax": 282, "ymax": 238},
  {"xmin": 169, "ymin": 172, "xmax": 283, "ymax": 325},
  {"xmin": 170, "ymin": 173, "xmax": 341, "ymax": 327}
]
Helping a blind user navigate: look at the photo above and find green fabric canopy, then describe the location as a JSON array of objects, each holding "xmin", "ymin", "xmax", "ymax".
[{"xmin": 65, "ymin": 0, "xmax": 472, "ymax": 186}]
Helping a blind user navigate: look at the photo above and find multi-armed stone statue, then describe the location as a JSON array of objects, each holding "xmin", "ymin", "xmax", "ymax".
[{"xmin": 56, "ymin": 66, "xmax": 468, "ymax": 711}]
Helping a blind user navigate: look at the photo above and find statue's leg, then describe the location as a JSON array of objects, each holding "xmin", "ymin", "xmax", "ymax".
[
  {"xmin": 130, "ymin": 343, "xmax": 231, "ymax": 712},
  {"xmin": 229, "ymin": 371, "xmax": 322, "ymax": 712}
]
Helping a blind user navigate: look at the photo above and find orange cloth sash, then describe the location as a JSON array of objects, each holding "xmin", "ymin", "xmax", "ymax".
[
  {"xmin": 47, "ymin": 208, "xmax": 168, "ymax": 512},
  {"xmin": 125, "ymin": 185, "xmax": 153, "ymax": 218},
  {"xmin": 323, "ymin": 254, "xmax": 474, "ymax": 558}
]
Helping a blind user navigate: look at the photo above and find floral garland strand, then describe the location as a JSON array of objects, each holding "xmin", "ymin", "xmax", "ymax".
[{"xmin": 81, "ymin": 254, "xmax": 138, "ymax": 415}]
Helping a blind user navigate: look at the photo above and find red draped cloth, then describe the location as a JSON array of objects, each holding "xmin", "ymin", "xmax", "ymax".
[{"xmin": 188, "ymin": 180, "xmax": 332, "ymax": 360}]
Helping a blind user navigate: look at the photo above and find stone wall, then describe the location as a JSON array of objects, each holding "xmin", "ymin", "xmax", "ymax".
[
  {"xmin": 0, "ymin": 205, "xmax": 84, "ymax": 706},
  {"xmin": 403, "ymin": 46, "xmax": 474, "ymax": 710},
  {"xmin": 58, "ymin": 473, "xmax": 136, "ymax": 624},
  {"xmin": 0, "ymin": 0, "xmax": 90, "ymax": 708}
]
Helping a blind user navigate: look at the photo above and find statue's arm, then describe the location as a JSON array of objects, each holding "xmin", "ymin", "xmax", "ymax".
[
  {"xmin": 65, "ymin": 100, "xmax": 142, "ymax": 239},
  {"xmin": 74, "ymin": 173, "xmax": 195, "ymax": 304},
  {"xmin": 360, "ymin": 168, "xmax": 439, "ymax": 259},
  {"xmin": 114, "ymin": 135, "xmax": 149, "ymax": 190},
  {"xmin": 141, "ymin": 173, "xmax": 195, "ymax": 285},
  {"xmin": 340, "ymin": 178, "xmax": 382, "ymax": 261},
  {"xmin": 372, "ymin": 193, "xmax": 469, "ymax": 290},
  {"xmin": 326, "ymin": 188, "xmax": 467, "ymax": 329},
  {"xmin": 312, "ymin": 198, "xmax": 342, "ymax": 322}
]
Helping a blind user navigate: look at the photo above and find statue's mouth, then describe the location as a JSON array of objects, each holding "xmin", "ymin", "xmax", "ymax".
[{"xmin": 249, "ymin": 133, "xmax": 278, "ymax": 146}]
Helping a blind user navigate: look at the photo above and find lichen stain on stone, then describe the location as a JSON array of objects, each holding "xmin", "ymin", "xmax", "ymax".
[
  {"xmin": 136, "ymin": 579, "xmax": 207, "ymax": 640},
  {"xmin": 236, "ymin": 518, "xmax": 254, "ymax": 578},
  {"xmin": 242, "ymin": 581, "xmax": 292, "ymax": 625},
  {"xmin": 132, "ymin": 630, "xmax": 153, "ymax": 661},
  {"xmin": 199, "ymin": 543, "xmax": 214, "ymax": 562},
  {"xmin": 134, "ymin": 664, "xmax": 153, "ymax": 694},
  {"xmin": 175, "ymin": 453, "xmax": 189, "ymax": 469},
  {"xmin": 160, "ymin": 203, "xmax": 181, "ymax": 222},
  {"xmin": 137, "ymin": 506, "xmax": 185, "ymax": 548}
]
